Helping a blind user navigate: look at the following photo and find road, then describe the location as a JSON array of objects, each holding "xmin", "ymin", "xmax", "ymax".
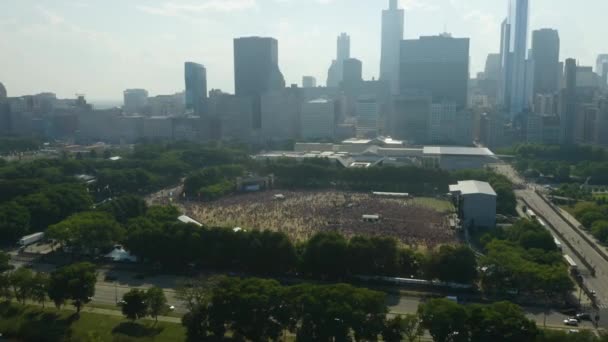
[{"xmin": 492, "ymin": 163, "xmax": 608, "ymax": 326}]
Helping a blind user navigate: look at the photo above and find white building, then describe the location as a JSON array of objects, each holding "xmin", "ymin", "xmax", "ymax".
[
  {"xmin": 450, "ymin": 180, "xmax": 497, "ymax": 228},
  {"xmin": 301, "ymin": 98, "xmax": 335, "ymax": 140},
  {"xmin": 355, "ymin": 97, "xmax": 380, "ymax": 138}
]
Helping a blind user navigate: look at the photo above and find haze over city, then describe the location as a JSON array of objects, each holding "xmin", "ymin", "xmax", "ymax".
[{"xmin": 1, "ymin": 0, "xmax": 606, "ymax": 100}]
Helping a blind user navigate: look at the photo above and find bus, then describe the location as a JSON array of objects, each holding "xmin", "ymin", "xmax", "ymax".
[{"xmin": 564, "ymin": 255, "xmax": 578, "ymax": 272}]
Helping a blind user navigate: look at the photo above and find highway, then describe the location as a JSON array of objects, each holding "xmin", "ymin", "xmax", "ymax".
[{"xmin": 492, "ymin": 163, "xmax": 608, "ymax": 326}]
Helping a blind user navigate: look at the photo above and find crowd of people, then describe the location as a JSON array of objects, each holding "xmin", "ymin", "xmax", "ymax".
[{"xmin": 186, "ymin": 190, "xmax": 457, "ymax": 247}]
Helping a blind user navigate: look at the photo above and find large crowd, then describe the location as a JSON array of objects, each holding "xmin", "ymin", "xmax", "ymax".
[{"xmin": 186, "ymin": 190, "xmax": 457, "ymax": 247}]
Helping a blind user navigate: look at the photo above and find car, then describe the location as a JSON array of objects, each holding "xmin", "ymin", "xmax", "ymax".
[
  {"xmin": 564, "ymin": 318, "xmax": 579, "ymax": 326},
  {"xmin": 116, "ymin": 300, "xmax": 126, "ymax": 307},
  {"xmin": 576, "ymin": 313, "xmax": 591, "ymax": 321},
  {"xmin": 168, "ymin": 305, "xmax": 176, "ymax": 311},
  {"xmin": 568, "ymin": 329, "xmax": 580, "ymax": 334}
]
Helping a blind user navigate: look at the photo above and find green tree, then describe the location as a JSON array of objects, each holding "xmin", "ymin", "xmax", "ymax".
[
  {"xmin": 382, "ymin": 314, "xmax": 424, "ymax": 342},
  {"xmin": 592, "ymin": 221, "xmax": 608, "ymax": 243},
  {"xmin": 48, "ymin": 262, "xmax": 96, "ymax": 313},
  {"xmin": 9, "ymin": 267, "xmax": 35, "ymax": 304},
  {"xmin": 426, "ymin": 245, "xmax": 478, "ymax": 283},
  {"xmin": 97, "ymin": 194, "xmax": 147, "ymax": 223},
  {"xmin": 467, "ymin": 302, "xmax": 538, "ymax": 342},
  {"xmin": 122, "ymin": 289, "xmax": 149, "ymax": 321},
  {"xmin": 0, "ymin": 251, "xmax": 13, "ymax": 272},
  {"xmin": 0, "ymin": 201, "xmax": 31, "ymax": 243},
  {"xmin": 146, "ymin": 286, "xmax": 167, "ymax": 323},
  {"xmin": 418, "ymin": 299, "xmax": 469, "ymax": 342},
  {"xmin": 182, "ymin": 302, "xmax": 211, "ymax": 342},
  {"xmin": 0, "ymin": 273, "xmax": 11, "ymax": 300},
  {"xmin": 47, "ymin": 211, "xmax": 124, "ymax": 254},
  {"xmin": 31, "ymin": 273, "xmax": 49, "ymax": 308},
  {"xmin": 301, "ymin": 232, "xmax": 349, "ymax": 279}
]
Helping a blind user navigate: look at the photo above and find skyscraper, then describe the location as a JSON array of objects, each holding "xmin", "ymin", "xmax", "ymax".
[
  {"xmin": 531, "ymin": 29, "xmax": 560, "ymax": 96},
  {"xmin": 560, "ymin": 58, "xmax": 577, "ymax": 145},
  {"xmin": 399, "ymin": 34, "xmax": 470, "ymax": 109},
  {"xmin": 184, "ymin": 62, "xmax": 208, "ymax": 115},
  {"xmin": 234, "ymin": 37, "xmax": 286, "ymax": 129},
  {"xmin": 343, "ymin": 58, "xmax": 363, "ymax": 86},
  {"xmin": 500, "ymin": 0, "xmax": 530, "ymax": 116},
  {"xmin": 327, "ymin": 33, "xmax": 351, "ymax": 87},
  {"xmin": 380, "ymin": 0, "xmax": 404, "ymax": 95},
  {"xmin": 597, "ymin": 54, "xmax": 608, "ymax": 86}
]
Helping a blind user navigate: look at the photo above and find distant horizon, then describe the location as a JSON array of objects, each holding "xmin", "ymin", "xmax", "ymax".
[{"xmin": 1, "ymin": 0, "xmax": 607, "ymax": 99}]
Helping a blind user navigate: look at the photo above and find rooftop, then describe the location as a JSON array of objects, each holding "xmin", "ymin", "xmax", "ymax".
[
  {"xmin": 449, "ymin": 180, "xmax": 496, "ymax": 196},
  {"xmin": 423, "ymin": 146, "xmax": 495, "ymax": 157}
]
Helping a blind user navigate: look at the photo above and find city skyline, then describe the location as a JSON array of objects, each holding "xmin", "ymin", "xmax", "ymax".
[{"xmin": 1, "ymin": 0, "xmax": 607, "ymax": 100}]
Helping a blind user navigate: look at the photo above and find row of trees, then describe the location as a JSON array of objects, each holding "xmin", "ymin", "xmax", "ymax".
[
  {"xmin": 477, "ymin": 220, "xmax": 574, "ymax": 298},
  {"xmin": 124, "ymin": 210, "xmax": 479, "ymax": 284},
  {"xmin": 511, "ymin": 144, "xmax": 608, "ymax": 184},
  {"xmin": 568, "ymin": 202, "xmax": 608, "ymax": 244},
  {"xmin": 183, "ymin": 165, "xmax": 245, "ymax": 200},
  {"xmin": 180, "ymin": 276, "xmax": 600, "ymax": 342},
  {"xmin": 0, "ymin": 262, "xmax": 97, "ymax": 313}
]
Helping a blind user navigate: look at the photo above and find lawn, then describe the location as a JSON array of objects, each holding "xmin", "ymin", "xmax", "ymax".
[
  {"xmin": 0, "ymin": 302, "xmax": 186, "ymax": 342},
  {"xmin": 411, "ymin": 197, "xmax": 455, "ymax": 213}
]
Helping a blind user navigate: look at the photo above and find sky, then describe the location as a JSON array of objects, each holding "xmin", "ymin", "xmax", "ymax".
[{"xmin": 0, "ymin": 0, "xmax": 606, "ymax": 101}]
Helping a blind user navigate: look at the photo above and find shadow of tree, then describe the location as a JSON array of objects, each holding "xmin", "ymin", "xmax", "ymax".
[
  {"xmin": 112, "ymin": 322, "xmax": 164, "ymax": 338},
  {"xmin": 18, "ymin": 312, "xmax": 75, "ymax": 342}
]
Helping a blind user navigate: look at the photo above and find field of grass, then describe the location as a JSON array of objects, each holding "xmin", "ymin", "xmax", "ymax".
[
  {"xmin": 0, "ymin": 302, "xmax": 185, "ymax": 342},
  {"xmin": 410, "ymin": 197, "xmax": 454, "ymax": 213}
]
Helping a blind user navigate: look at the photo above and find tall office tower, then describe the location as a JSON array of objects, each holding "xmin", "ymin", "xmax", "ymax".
[
  {"xmin": 123, "ymin": 89, "xmax": 149, "ymax": 115},
  {"xmin": 302, "ymin": 76, "xmax": 317, "ymax": 88},
  {"xmin": 184, "ymin": 62, "xmax": 208, "ymax": 115},
  {"xmin": 301, "ymin": 98, "xmax": 335, "ymax": 140},
  {"xmin": 343, "ymin": 58, "xmax": 363, "ymax": 86},
  {"xmin": 327, "ymin": 33, "xmax": 351, "ymax": 87},
  {"xmin": 499, "ymin": 0, "xmax": 529, "ymax": 116},
  {"xmin": 531, "ymin": 29, "xmax": 560, "ymax": 96},
  {"xmin": 484, "ymin": 54, "xmax": 502, "ymax": 81},
  {"xmin": 355, "ymin": 97, "xmax": 380, "ymax": 138},
  {"xmin": 234, "ymin": 37, "xmax": 285, "ymax": 129},
  {"xmin": 400, "ymin": 34, "xmax": 470, "ymax": 109},
  {"xmin": 560, "ymin": 58, "xmax": 577, "ymax": 145},
  {"xmin": 0, "ymin": 82, "xmax": 6, "ymax": 100},
  {"xmin": 391, "ymin": 95, "xmax": 431, "ymax": 144},
  {"xmin": 597, "ymin": 55, "xmax": 608, "ymax": 86},
  {"xmin": 380, "ymin": 0, "xmax": 404, "ymax": 94}
]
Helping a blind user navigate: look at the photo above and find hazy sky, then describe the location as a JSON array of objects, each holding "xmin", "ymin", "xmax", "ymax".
[{"xmin": 0, "ymin": 0, "xmax": 606, "ymax": 100}]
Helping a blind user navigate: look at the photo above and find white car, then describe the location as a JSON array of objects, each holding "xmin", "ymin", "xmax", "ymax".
[
  {"xmin": 169, "ymin": 305, "xmax": 176, "ymax": 311},
  {"xmin": 564, "ymin": 318, "xmax": 579, "ymax": 326}
]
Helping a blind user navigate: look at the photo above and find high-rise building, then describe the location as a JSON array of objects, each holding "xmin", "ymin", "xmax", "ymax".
[
  {"xmin": 596, "ymin": 55, "xmax": 608, "ymax": 81},
  {"xmin": 560, "ymin": 58, "xmax": 577, "ymax": 145},
  {"xmin": 399, "ymin": 34, "xmax": 469, "ymax": 109},
  {"xmin": 391, "ymin": 95, "xmax": 431, "ymax": 144},
  {"xmin": 380, "ymin": 0, "xmax": 404, "ymax": 95},
  {"xmin": 484, "ymin": 54, "xmax": 502, "ymax": 81},
  {"xmin": 531, "ymin": 29, "xmax": 560, "ymax": 96},
  {"xmin": 302, "ymin": 76, "xmax": 317, "ymax": 88},
  {"xmin": 355, "ymin": 97, "xmax": 380, "ymax": 138},
  {"xmin": 123, "ymin": 89, "xmax": 149, "ymax": 115},
  {"xmin": 234, "ymin": 37, "xmax": 285, "ymax": 129},
  {"xmin": 301, "ymin": 98, "xmax": 335, "ymax": 140},
  {"xmin": 327, "ymin": 33, "xmax": 351, "ymax": 87},
  {"xmin": 0, "ymin": 82, "xmax": 6, "ymax": 100},
  {"xmin": 343, "ymin": 58, "xmax": 363, "ymax": 87},
  {"xmin": 184, "ymin": 62, "xmax": 208, "ymax": 115},
  {"xmin": 500, "ymin": 0, "xmax": 530, "ymax": 116},
  {"xmin": 261, "ymin": 87, "xmax": 301, "ymax": 141}
]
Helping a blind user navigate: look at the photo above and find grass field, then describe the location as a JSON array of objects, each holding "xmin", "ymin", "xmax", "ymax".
[
  {"xmin": 0, "ymin": 302, "xmax": 185, "ymax": 342},
  {"xmin": 187, "ymin": 190, "xmax": 457, "ymax": 247}
]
